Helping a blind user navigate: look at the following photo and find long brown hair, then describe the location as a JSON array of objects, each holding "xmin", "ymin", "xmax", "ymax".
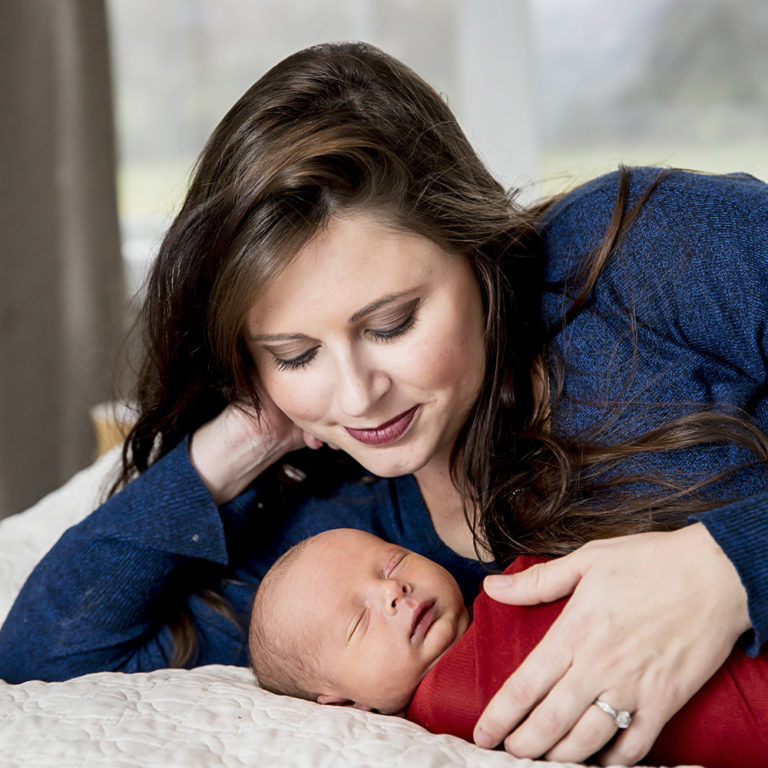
[
  {"xmin": 466, "ymin": 170, "xmax": 768, "ymax": 564},
  {"xmin": 117, "ymin": 42, "xmax": 766, "ymax": 662}
]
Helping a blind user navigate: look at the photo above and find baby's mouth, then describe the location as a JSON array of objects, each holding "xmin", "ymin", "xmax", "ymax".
[{"xmin": 410, "ymin": 600, "xmax": 436, "ymax": 641}]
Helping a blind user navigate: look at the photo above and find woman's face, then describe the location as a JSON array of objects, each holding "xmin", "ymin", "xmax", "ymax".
[{"xmin": 245, "ymin": 211, "xmax": 486, "ymax": 480}]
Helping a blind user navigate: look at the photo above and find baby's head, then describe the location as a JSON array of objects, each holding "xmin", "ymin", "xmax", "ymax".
[{"xmin": 249, "ymin": 528, "xmax": 470, "ymax": 714}]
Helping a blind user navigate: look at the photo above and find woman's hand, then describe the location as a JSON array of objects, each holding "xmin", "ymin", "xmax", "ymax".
[
  {"xmin": 189, "ymin": 392, "xmax": 324, "ymax": 505},
  {"xmin": 473, "ymin": 524, "xmax": 751, "ymax": 765}
]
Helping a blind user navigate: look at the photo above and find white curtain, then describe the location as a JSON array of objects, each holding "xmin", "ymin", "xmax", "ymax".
[{"xmin": 0, "ymin": 0, "xmax": 125, "ymax": 518}]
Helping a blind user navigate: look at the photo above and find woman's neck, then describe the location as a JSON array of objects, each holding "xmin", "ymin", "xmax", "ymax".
[
  {"xmin": 415, "ymin": 462, "xmax": 484, "ymax": 560},
  {"xmin": 415, "ymin": 359, "xmax": 550, "ymax": 561}
]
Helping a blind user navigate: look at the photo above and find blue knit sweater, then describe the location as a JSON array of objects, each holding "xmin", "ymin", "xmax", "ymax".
[{"xmin": 1, "ymin": 167, "xmax": 766, "ymax": 683}]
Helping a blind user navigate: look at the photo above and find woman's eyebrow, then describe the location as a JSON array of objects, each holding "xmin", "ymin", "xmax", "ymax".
[
  {"xmin": 249, "ymin": 290, "xmax": 418, "ymax": 342},
  {"xmin": 249, "ymin": 331, "xmax": 307, "ymax": 343},
  {"xmin": 347, "ymin": 290, "xmax": 414, "ymax": 324}
]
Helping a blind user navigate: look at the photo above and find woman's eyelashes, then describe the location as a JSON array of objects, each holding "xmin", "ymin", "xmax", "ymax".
[
  {"xmin": 272, "ymin": 347, "xmax": 318, "ymax": 372},
  {"xmin": 269, "ymin": 301, "xmax": 420, "ymax": 371},
  {"xmin": 366, "ymin": 298, "xmax": 420, "ymax": 343},
  {"xmin": 368, "ymin": 312, "xmax": 417, "ymax": 343}
]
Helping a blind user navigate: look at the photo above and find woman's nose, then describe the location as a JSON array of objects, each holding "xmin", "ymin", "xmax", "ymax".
[{"xmin": 334, "ymin": 354, "xmax": 390, "ymax": 418}]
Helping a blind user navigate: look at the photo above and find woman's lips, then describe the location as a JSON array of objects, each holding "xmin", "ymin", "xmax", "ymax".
[{"xmin": 344, "ymin": 405, "xmax": 419, "ymax": 446}]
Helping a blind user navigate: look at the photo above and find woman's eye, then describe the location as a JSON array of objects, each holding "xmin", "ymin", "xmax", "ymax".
[
  {"xmin": 272, "ymin": 348, "xmax": 317, "ymax": 371},
  {"xmin": 369, "ymin": 312, "xmax": 417, "ymax": 343}
]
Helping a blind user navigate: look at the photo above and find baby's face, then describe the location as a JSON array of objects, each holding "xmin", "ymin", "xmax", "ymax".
[{"xmin": 282, "ymin": 529, "xmax": 470, "ymax": 714}]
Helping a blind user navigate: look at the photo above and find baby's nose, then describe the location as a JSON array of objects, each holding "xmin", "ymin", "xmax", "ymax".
[{"xmin": 383, "ymin": 580, "xmax": 411, "ymax": 613}]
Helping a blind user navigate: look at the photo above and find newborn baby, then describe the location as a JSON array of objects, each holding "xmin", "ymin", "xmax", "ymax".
[
  {"xmin": 249, "ymin": 528, "xmax": 768, "ymax": 768},
  {"xmin": 249, "ymin": 527, "xmax": 469, "ymax": 714}
]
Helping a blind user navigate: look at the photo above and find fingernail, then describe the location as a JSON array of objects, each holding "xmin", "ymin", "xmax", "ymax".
[
  {"xmin": 474, "ymin": 728, "xmax": 494, "ymax": 748},
  {"xmin": 484, "ymin": 575, "xmax": 513, "ymax": 590}
]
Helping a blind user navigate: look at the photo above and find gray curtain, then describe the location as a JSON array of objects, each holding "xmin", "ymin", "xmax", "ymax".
[{"xmin": 0, "ymin": 0, "xmax": 125, "ymax": 519}]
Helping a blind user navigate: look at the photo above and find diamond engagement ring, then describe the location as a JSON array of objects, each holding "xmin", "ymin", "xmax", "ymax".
[{"xmin": 593, "ymin": 698, "xmax": 632, "ymax": 729}]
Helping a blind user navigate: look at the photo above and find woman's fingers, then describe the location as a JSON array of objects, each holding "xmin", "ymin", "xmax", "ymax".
[
  {"xmin": 474, "ymin": 622, "xmax": 573, "ymax": 748},
  {"xmin": 475, "ymin": 551, "xmax": 594, "ymax": 747},
  {"xmin": 483, "ymin": 550, "xmax": 588, "ymax": 606},
  {"xmin": 190, "ymin": 399, "xmax": 308, "ymax": 503},
  {"xmin": 302, "ymin": 431, "xmax": 324, "ymax": 450},
  {"xmin": 302, "ymin": 432, "xmax": 341, "ymax": 450},
  {"xmin": 475, "ymin": 525, "xmax": 750, "ymax": 763},
  {"xmin": 596, "ymin": 704, "xmax": 671, "ymax": 767},
  {"xmin": 499, "ymin": 673, "xmax": 603, "ymax": 759},
  {"xmin": 545, "ymin": 694, "xmax": 629, "ymax": 764}
]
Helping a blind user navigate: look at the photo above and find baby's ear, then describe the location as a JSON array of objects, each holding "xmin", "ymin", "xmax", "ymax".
[
  {"xmin": 316, "ymin": 694, "xmax": 352, "ymax": 706},
  {"xmin": 316, "ymin": 694, "xmax": 372, "ymax": 711}
]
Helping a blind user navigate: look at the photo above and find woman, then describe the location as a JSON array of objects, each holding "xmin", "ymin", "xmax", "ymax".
[{"xmin": 1, "ymin": 42, "xmax": 766, "ymax": 766}]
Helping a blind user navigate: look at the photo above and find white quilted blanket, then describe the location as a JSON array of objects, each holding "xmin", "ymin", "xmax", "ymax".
[{"xmin": 0, "ymin": 452, "xmax": 693, "ymax": 767}]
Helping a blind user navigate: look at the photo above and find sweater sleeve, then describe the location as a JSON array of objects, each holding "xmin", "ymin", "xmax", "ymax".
[
  {"xmin": 693, "ymin": 490, "xmax": 768, "ymax": 655},
  {"xmin": 542, "ymin": 167, "xmax": 768, "ymax": 653},
  {"xmin": 0, "ymin": 436, "xmax": 258, "ymax": 683}
]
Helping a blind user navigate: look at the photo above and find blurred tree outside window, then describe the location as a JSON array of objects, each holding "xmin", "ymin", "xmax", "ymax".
[
  {"xmin": 107, "ymin": 0, "xmax": 768, "ymax": 296},
  {"xmin": 107, "ymin": 0, "xmax": 476, "ymax": 296},
  {"xmin": 531, "ymin": 0, "xmax": 768, "ymax": 195}
]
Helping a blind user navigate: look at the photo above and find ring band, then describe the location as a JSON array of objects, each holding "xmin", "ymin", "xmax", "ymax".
[{"xmin": 593, "ymin": 698, "xmax": 632, "ymax": 729}]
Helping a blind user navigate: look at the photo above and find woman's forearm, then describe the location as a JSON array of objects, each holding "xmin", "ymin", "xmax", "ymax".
[
  {"xmin": 189, "ymin": 401, "xmax": 309, "ymax": 505},
  {"xmin": 0, "ymin": 437, "xmax": 240, "ymax": 682},
  {"xmin": 692, "ymin": 487, "xmax": 768, "ymax": 653}
]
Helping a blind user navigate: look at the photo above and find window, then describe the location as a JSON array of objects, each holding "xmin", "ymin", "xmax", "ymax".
[
  {"xmin": 531, "ymin": 0, "xmax": 768, "ymax": 195},
  {"xmin": 108, "ymin": 0, "xmax": 767, "ymax": 293}
]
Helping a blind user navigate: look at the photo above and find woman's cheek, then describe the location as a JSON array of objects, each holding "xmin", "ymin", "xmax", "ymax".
[
  {"xmin": 417, "ymin": 328, "xmax": 480, "ymax": 390},
  {"xmin": 266, "ymin": 370, "xmax": 328, "ymax": 426}
]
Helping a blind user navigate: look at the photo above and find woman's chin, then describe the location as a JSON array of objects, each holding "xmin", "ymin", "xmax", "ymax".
[{"xmin": 345, "ymin": 445, "xmax": 430, "ymax": 479}]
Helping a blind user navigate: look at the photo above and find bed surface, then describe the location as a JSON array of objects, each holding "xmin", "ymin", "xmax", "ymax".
[{"xmin": 0, "ymin": 451, "xmax": 699, "ymax": 767}]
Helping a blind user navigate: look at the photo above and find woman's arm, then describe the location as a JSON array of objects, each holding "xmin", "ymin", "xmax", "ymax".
[
  {"xmin": 475, "ymin": 168, "xmax": 768, "ymax": 764},
  {"xmin": 0, "ymin": 436, "xmax": 229, "ymax": 681},
  {"xmin": 0, "ymin": 401, "xmax": 312, "ymax": 683},
  {"xmin": 475, "ymin": 521, "xmax": 753, "ymax": 765},
  {"xmin": 189, "ymin": 396, "xmax": 316, "ymax": 505},
  {"xmin": 693, "ymin": 491, "xmax": 768, "ymax": 653}
]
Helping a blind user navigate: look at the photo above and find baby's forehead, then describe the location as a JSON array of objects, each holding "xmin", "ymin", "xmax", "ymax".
[
  {"xmin": 287, "ymin": 531, "xmax": 383, "ymax": 603},
  {"xmin": 315, "ymin": 528, "xmax": 383, "ymax": 550},
  {"xmin": 301, "ymin": 529, "xmax": 386, "ymax": 566},
  {"xmin": 277, "ymin": 554, "xmax": 356, "ymax": 647}
]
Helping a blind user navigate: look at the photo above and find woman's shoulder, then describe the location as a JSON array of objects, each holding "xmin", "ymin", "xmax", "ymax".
[
  {"xmin": 540, "ymin": 166, "xmax": 767, "ymax": 281},
  {"xmin": 542, "ymin": 165, "xmax": 766, "ymax": 225}
]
